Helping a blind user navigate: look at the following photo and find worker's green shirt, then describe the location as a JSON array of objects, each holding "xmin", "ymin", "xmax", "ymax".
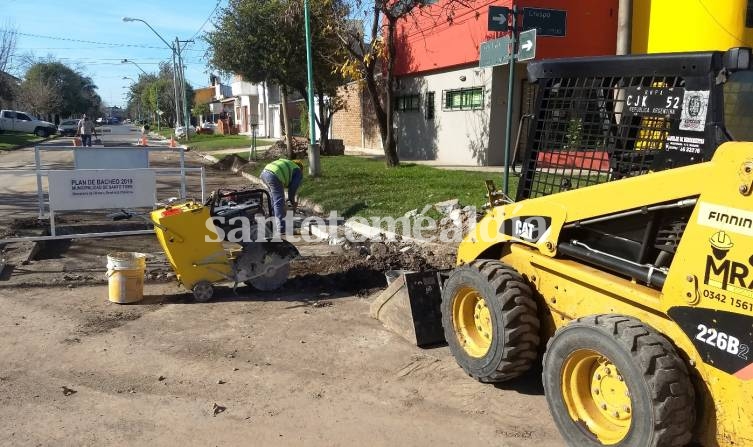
[{"xmin": 265, "ymin": 159, "xmax": 299, "ymax": 186}]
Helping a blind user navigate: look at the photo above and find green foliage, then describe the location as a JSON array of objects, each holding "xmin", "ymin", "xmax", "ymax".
[
  {"xmin": 248, "ymin": 155, "xmax": 502, "ymax": 219},
  {"xmin": 125, "ymin": 63, "xmax": 192, "ymax": 126},
  {"xmin": 0, "ymin": 132, "xmax": 47, "ymax": 150},
  {"xmin": 205, "ymin": 0, "xmax": 349, "ymax": 149},
  {"xmin": 22, "ymin": 61, "xmax": 101, "ymax": 116},
  {"xmin": 298, "ymin": 102, "xmax": 309, "ymax": 137},
  {"xmin": 192, "ymin": 102, "xmax": 210, "ymax": 118}
]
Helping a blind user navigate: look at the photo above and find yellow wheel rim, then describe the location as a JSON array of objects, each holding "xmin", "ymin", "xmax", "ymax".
[
  {"xmin": 452, "ymin": 286, "xmax": 493, "ymax": 358},
  {"xmin": 561, "ymin": 349, "xmax": 632, "ymax": 444}
]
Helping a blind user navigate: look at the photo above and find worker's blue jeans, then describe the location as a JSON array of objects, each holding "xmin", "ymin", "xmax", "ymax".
[{"xmin": 261, "ymin": 169, "xmax": 288, "ymax": 233}]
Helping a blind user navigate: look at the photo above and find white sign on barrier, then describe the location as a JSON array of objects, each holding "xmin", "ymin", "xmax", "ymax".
[
  {"xmin": 74, "ymin": 148, "xmax": 150, "ymax": 169},
  {"xmin": 48, "ymin": 169, "xmax": 156, "ymax": 211}
]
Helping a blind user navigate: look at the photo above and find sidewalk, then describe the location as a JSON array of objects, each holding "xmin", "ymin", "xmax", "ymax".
[{"xmin": 343, "ymin": 148, "xmax": 512, "ymax": 173}]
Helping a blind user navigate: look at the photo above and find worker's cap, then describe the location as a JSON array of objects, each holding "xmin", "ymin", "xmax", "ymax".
[{"xmin": 293, "ymin": 159, "xmax": 304, "ymax": 170}]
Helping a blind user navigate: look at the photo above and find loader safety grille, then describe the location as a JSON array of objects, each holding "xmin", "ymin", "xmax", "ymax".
[{"xmin": 518, "ymin": 52, "xmax": 732, "ymax": 200}]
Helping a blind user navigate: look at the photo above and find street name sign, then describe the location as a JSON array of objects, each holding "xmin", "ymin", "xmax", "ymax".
[
  {"xmin": 479, "ymin": 36, "xmax": 512, "ymax": 68},
  {"xmin": 517, "ymin": 28, "xmax": 537, "ymax": 61},
  {"xmin": 522, "ymin": 7, "xmax": 567, "ymax": 37},
  {"xmin": 488, "ymin": 6, "xmax": 510, "ymax": 32}
]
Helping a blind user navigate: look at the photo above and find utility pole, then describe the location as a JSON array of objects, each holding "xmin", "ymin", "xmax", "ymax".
[
  {"xmin": 171, "ymin": 48, "xmax": 180, "ymax": 129},
  {"xmin": 177, "ymin": 38, "xmax": 193, "ymax": 142},
  {"xmin": 304, "ymin": 0, "xmax": 320, "ymax": 176}
]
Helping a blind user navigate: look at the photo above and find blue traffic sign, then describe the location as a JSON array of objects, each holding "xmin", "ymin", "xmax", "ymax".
[
  {"xmin": 522, "ymin": 7, "xmax": 567, "ymax": 37},
  {"xmin": 488, "ymin": 6, "xmax": 510, "ymax": 32}
]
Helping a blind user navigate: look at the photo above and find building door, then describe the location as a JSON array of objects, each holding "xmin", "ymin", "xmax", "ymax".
[{"xmin": 243, "ymin": 106, "xmax": 249, "ymax": 133}]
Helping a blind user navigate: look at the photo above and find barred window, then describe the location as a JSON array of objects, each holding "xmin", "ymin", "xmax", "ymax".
[
  {"xmin": 443, "ymin": 87, "xmax": 483, "ymax": 111},
  {"xmin": 396, "ymin": 94, "xmax": 421, "ymax": 112},
  {"xmin": 425, "ymin": 92, "xmax": 435, "ymax": 120}
]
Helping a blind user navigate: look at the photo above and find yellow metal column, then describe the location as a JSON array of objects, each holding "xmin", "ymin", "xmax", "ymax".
[{"xmin": 632, "ymin": 0, "xmax": 753, "ymax": 53}]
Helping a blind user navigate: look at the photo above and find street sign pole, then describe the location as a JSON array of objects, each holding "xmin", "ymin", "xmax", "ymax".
[{"xmin": 503, "ymin": 5, "xmax": 517, "ymax": 197}]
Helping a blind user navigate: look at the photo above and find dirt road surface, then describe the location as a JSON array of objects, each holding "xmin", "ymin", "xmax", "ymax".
[
  {"xmin": 0, "ymin": 128, "xmax": 564, "ymax": 446},
  {"xmin": 0, "ymin": 241, "xmax": 563, "ymax": 447}
]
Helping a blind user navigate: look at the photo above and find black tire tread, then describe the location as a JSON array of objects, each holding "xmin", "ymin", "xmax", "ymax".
[
  {"xmin": 544, "ymin": 314, "xmax": 695, "ymax": 447},
  {"xmin": 455, "ymin": 260, "xmax": 540, "ymax": 382}
]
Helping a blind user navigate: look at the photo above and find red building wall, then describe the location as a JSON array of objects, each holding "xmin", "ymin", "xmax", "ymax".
[{"xmin": 395, "ymin": 0, "xmax": 619, "ymax": 76}]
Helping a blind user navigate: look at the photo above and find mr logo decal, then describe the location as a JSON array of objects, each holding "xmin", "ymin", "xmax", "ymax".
[{"xmin": 704, "ymin": 231, "xmax": 753, "ymax": 298}]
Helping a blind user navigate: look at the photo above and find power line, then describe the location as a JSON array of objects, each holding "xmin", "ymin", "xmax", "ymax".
[
  {"xmin": 9, "ymin": 31, "xmax": 205, "ymax": 52},
  {"xmin": 190, "ymin": 0, "xmax": 222, "ymax": 41}
]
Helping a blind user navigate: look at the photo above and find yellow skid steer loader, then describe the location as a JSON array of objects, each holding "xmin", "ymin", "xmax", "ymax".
[{"xmin": 442, "ymin": 48, "xmax": 753, "ymax": 446}]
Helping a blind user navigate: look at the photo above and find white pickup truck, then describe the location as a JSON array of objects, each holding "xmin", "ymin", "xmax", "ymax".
[{"xmin": 0, "ymin": 110, "xmax": 57, "ymax": 137}]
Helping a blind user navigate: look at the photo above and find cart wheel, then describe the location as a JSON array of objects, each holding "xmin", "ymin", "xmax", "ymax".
[{"xmin": 192, "ymin": 281, "xmax": 214, "ymax": 302}]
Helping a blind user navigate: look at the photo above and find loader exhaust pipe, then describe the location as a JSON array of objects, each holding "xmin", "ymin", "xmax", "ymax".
[{"xmin": 558, "ymin": 241, "xmax": 667, "ymax": 289}]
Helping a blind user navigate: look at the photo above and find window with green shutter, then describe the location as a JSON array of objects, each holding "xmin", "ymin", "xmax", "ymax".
[{"xmin": 443, "ymin": 87, "xmax": 484, "ymax": 111}]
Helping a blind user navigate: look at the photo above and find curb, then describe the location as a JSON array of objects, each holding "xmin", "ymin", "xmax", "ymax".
[
  {"xmin": 193, "ymin": 151, "xmax": 444, "ymax": 249},
  {"xmin": 343, "ymin": 220, "xmax": 448, "ymax": 250}
]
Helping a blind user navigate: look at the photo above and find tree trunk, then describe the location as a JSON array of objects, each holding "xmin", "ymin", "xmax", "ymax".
[
  {"xmin": 316, "ymin": 91, "xmax": 329, "ymax": 154},
  {"xmin": 280, "ymin": 85, "xmax": 293, "ymax": 159},
  {"xmin": 263, "ymin": 80, "xmax": 269, "ymax": 137},
  {"xmin": 383, "ymin": 16, "xmax": 399, "ymax": 167}
]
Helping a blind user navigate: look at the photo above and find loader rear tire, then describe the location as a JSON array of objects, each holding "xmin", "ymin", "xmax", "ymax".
[
  {"xmin": 441, "ymin": 260, "xmax": 540, "ymax": 382},
  {"xmin": 542, "ymin": 314, "xmax": 695, "ymax": 446}
]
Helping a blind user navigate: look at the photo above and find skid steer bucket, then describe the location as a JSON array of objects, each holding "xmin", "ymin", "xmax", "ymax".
[{"xmin": 370, "ymin": 270, "xmax": 447, "ymax": 347}]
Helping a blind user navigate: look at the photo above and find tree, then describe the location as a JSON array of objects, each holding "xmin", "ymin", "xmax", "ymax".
[
  {"xmin": 22, "ymin": 61, "xmax": 101, "ymax": 118},
  {"xmin": 205, "ymin": 0, "xmax": 349, "ymax": 158},
  {"xmin": 0, "ymin": 25, "xmax": 18, "ymax": 106},
  {"xmin": 124, "ymin": 64, "xmax": 193, "ymax": 127},
  {"xmin": 17, "ymin": 78, "xmax": 61, "ymax": 117},
  {"xmin": 335, "ymin": 0, "xmax": 473, "ymax": 167}
]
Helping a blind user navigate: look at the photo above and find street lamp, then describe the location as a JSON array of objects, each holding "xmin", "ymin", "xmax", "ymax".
[
  {"xmin": 122, "ymin": 16, "xmax": 190, "ymax": 139},
  {"xmin": 122, "ymin": 60, "xmax": 161, "ymax": 130},
  {"xmin": 122, "ymin": 78, "xmax": 141, "ymax": 122}
]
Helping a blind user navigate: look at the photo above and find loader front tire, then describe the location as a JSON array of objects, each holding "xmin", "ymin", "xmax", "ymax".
[
  {"xmin": 441, "ymin": 260, "xmax": 540, "ymax": 382},
  {"xmin": 542, "ymin": 315, "xmax": 695, "ymax": 446}
]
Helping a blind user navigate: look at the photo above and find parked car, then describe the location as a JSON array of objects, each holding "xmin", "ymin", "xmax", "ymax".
[
  {"xmin": 58, "ymin": 119, "xmax": 80, "ymax": 136},
  {"xmin": 174, "ymin": 125, "xmax": 196, "ymax": 138},
  {"xmin": 0, "ymin": 110, "xmax": 57, "ymax": 137}
]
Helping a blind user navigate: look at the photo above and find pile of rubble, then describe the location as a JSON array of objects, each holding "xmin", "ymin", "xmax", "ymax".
[
  {"xmin": 262, "ymin": 137, "xmax": 308, "ymax": 160},
  {"xmin": 401, "ymin": 198, "xmax": 480, "ymax": 242}
]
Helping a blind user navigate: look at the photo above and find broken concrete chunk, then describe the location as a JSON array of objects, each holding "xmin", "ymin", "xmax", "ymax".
[{"xmin": 434, "ymin": 199, "xmax": 460, "ymax": 214}]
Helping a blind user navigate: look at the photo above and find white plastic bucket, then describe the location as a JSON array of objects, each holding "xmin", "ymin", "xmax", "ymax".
[{"xmin": 106, "ymin": 252, "xmax": 146, "ymax": 304}]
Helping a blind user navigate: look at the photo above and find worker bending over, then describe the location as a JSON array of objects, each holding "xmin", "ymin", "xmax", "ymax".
[{"xmin": 260, "ymin": 158, "xmax": 303, "ymax": 233}]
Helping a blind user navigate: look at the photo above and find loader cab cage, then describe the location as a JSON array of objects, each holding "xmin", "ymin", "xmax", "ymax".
[{"xmin": 517, "ymin": 48, "xmax": 752, "ymax": 201}]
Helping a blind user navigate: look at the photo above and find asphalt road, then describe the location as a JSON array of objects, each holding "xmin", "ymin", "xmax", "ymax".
[{"xmin": 0, "ymin": 124, "xmax": 196, "ymax": 226}]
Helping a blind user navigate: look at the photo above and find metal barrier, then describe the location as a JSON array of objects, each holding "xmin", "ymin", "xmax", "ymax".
[{"xmin": 0, "ymin": 145, "xmax": 206, "ymax": 243}]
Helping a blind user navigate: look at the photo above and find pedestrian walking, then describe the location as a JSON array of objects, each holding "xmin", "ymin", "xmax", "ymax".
[
  {"xmin": 76, "ymin": 114, "xmax": 97, "ymax": 147},
  {"xmin": 260, "ymin": 158, "xmax": 304, "ymax": 233}
]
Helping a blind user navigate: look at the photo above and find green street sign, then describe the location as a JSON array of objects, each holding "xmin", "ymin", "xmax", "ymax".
[
  {"xmin": 479, "ymin": 36, "xmax": 511, "ymax": 68},
  {"xmin": 517, "ymin": 28, "xmax": 537, "ymax": 61}
]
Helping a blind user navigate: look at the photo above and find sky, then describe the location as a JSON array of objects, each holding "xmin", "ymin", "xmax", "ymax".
[{"xmin": 1, "ymin": 0, "xmax": 225, "ymax": 108}]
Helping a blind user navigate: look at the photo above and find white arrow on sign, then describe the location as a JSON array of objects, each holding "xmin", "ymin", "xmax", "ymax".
[
  {"xmin": 491, "ymin": 13, "xmax": 507, "ymax": 26},
  {"xmin": 521, "ymin": 39, "xmax": 533, "ymax": 52}
]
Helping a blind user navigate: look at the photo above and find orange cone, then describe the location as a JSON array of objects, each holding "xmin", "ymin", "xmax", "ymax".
[
  {"xmin": 169, "ymin": 136, "xmax": 177, "ymax": 148},
  {"xmin": 138, "ymin": 135, "xmax": 148, "ymax": 146}
]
